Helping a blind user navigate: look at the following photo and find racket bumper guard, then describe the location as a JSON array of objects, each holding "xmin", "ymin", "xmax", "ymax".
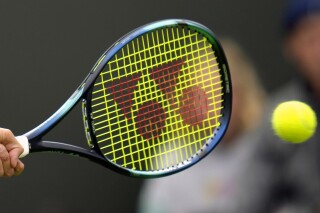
[{"xmin": 16, "ymin": 136, "xmax": 30, "ymax": 158}]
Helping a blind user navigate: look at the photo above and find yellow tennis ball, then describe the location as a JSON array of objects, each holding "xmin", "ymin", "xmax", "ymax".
[{"xmin": 271, "ymin": 101, "xmax": 317, "ymax": 143}]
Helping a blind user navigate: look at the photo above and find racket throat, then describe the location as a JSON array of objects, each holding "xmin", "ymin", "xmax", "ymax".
[
  {"xmin": 24, "ymin": 87, "xmax": 85, "ymax": 141},
  {"xmin": 29, "ymin": 140, "xmax": 105, "ymax": 161}
]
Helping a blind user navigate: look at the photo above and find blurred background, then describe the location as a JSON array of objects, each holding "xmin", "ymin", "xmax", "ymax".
[{"xmin": 0, "ymin": 0, "xmax": 289, "ymax": 212}]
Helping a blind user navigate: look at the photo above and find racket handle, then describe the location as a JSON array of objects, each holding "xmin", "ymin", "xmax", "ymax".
[{"xmin": 16, "ymin": 136, "xmax": 30, "ymax": 158}]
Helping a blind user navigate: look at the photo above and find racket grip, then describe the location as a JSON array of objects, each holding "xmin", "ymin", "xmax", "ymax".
[{"xmin": 16, "ymin": 136, "xmax": 30, "ymax": 158}]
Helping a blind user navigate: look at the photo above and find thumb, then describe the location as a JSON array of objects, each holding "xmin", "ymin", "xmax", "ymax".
[{"xmin": 9, "ymin": 146, "xmax": 24, "ymax": 168}]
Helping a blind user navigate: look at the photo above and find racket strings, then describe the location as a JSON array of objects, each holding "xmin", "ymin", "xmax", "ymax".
[
  {"xmin": 92, "ymin": 56, "xmax": 220, "ymax": 100},
  {"xmin": 92, "ymin": 85, "xmax": 224, "ymax": 147},
  {"xmin": 92, "ymin": 59, "xmax": 223, "ymax": 129},
  {"xmin": 92, "ymin": 80, "xmax": 223, "ymax": 127},
  {"xmin": 93, "ymin": 43, "xmax": 217, "ymax": 88},
  {"xmin": 101, "ymin": 112, "xmax": 223, "ymax": 155},
  {"xmin": 92, "ymin": 71, "xmax": 223, "ymax": 129},
  {"xmin": 96, "ymin": 105, "xmax": 224, "ymax": 147},
  {"xmin": 91, "ymin": 26, "xmax": 224, "ymax": 171}
]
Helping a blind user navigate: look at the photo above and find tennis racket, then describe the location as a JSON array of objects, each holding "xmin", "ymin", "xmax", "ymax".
[{"xmin": 16, "ymin": 19, "xmax": 232, "ymax": 178}]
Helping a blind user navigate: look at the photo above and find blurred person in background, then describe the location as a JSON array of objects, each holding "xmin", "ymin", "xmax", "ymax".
[
  {"xmin": 210, "ymin": 0, "xmax": 320, "ymax": 212},
  {"xmin": 138, "ymin": 38, "xmax": 267, "ymax": 213}
]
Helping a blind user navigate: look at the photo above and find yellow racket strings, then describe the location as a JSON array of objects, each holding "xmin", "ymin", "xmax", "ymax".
[{"xmin": 91, "ymin": 26, "xmax": 223, "ymax": 171}]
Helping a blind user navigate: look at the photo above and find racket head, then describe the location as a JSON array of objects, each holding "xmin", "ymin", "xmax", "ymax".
[{"xmin": 82, "ymin": 19, "xmax": 232, "ymax": 177}]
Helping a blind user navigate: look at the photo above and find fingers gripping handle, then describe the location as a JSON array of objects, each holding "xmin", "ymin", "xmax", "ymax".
[{"xmin": 16, "ymin": 136, "xmax": 30, "ymax": 158}]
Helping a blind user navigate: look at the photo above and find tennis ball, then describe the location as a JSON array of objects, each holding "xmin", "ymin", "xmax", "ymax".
[{"xmin": 271, "ymin": 101, "xmax": 317, "ymax": 143}]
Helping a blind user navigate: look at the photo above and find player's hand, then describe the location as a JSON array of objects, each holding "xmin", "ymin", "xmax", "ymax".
[{"xmin": 0, "ymin": 128, "xmax": 24, "ymax": 177}]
